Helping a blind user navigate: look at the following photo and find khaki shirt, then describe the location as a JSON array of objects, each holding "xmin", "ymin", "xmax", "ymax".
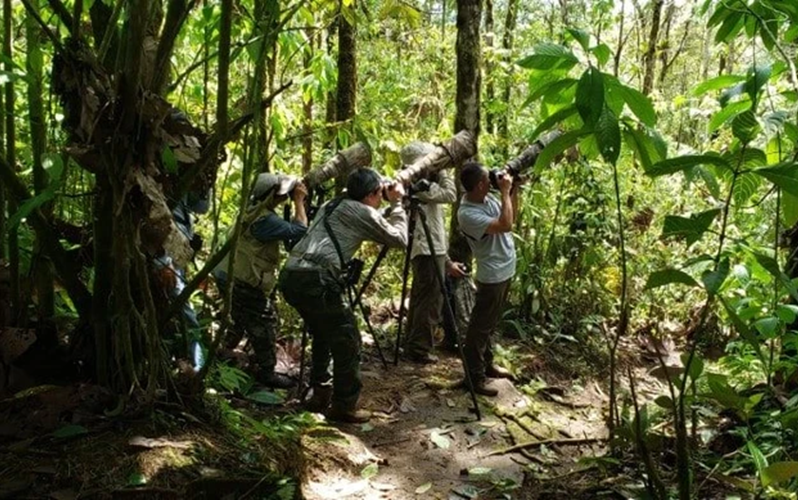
[
  {"xmin": 410, "ymin": 170, "xmax": 456, "ymax": 259},
  {"xmin": 286, "ymin": 198, "xmax": 408, "ymax": 273}
]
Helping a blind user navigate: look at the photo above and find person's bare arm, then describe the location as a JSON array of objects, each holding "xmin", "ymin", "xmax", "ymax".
[
  {"xmin": 485, "ymin": 173, "xmax": 514, "ymax": 235},
  {"xmin": 292, "ymin": 182, "xmax": 308, "ymax": 226}
]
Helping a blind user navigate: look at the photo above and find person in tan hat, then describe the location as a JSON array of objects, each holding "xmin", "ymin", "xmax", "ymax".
[{"xmin": 215, "ymin": 173, "xmax": 308, "ymax": 389}]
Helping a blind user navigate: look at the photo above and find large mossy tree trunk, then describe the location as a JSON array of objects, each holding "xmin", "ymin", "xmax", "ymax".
[
  {"xmin": 4, "ymin": 0, "xmax": 19, "ymax": 323},
  {"xmin": 449, "ymin": 0, "xmax": 482, "ymax": 265}
]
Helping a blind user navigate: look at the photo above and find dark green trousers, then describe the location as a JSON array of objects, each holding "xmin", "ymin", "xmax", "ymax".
[
  {"xmin": 406, "ymin": 255, "xmax": 445, "ymax": 356},
  {"xmin": 463, "ymin": 279, "xmax": 510, "ymax": 384},
  {"xmin": 227, "ymin": 281, "xmax": 278, "ymax": 377},
  {"xmin": 279, "ymin": 267, "xmax": 361, "ymax": 411}
]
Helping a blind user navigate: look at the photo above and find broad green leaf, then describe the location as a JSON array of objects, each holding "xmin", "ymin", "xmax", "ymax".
[
  {"xmin": 654, "ymin": 395, "xmax": 673, "ymax": 409},
  {"xmin": 517, "ymin": 43, "xmax": 579, "ymax": 70},
  {"xmin": 776, "ymin": 304, "xmax": 798, "ymax": 324},
  {"xmin": 761, "ymin": 462, "xmax": 798, "ymax": 487},
  {"xmin": 702, "ymin": 257, "xmax": 730, "ymax": 294},
  {"xmin": 709, "ymin": 99, "xmax": 751, "ymax": 133},
  {"xmin": 616, "ymin": 84, "xmax": 657, "ymax": 126},
  {"xmin": 575, "ymin": 67, "xmax": 604, "ymax": 126},
  {"xmin": 719, "ymin": 82, "xmax": 746, "ymax": 107},
  {"xmin": 681, "ymin": 352, "xmax": 704, "ymax": 381},
  {"xmin": 754, "ymin": 162, "xmax": 798, "ymax": 197},
  {"xmin": 596, "ymin": 106, "xmax": 621, "ymax": 165},
  {"xmin": 534, "ymin": 127, "xmax": 592, "ymax": 171},
  {"xmin": 590, "ymin": 43, "xmax": 612, "ymax": 67},
  {"xmin": 644, "ymin": 269, "xmax": 700, "ymax": 290},
  {"xmin": 452, "ymin": 484, "xmax": 479, "ymax": 499},
  {"xmin": 783, "ymin": 193, "xmax": 798, "ymax": 227},
  {"xmin": 528, "ymin": 105, "xmax": 578, "ymax": 140},
  {"xmin": 647, "ymin": 154, "xmax": 730, "ymax": 177},
  {"xmin": 731, "ymin": 110, "xmax": 761, "ymax": 143},
  {"xmin": 694, "ymin": 165, "xmax": 721, "ymax": 198},
  {"xmin": 745, "ymin": 64, "xmax": 772, "ymax": 105},
  {"xmin": 52, "ymin": 424, "xmax": 88, "ymax": 439},
  {"xmin": 526, "ymin": 79, "xmax": 578, "ymax": 105},
  {"xmin": 692, "ymin": 74, "xmax": 746, "ymax": 96},
  {"xmin": 566, "ymin": 27, "xmax": 590, "ymax": 51},
  {"xmin": 247, "ymin": 390, "xmax": 285, "ymax": 405},
  {"xmin": 662, "ymin": 208, "xmax": 721, "ymax": 246},
  {"xmin": 753, "ymin": 317, "xmax": 780, "ymax": 338},
  {"xmin": 127, "ymin": 472, "xmax": 147, "ymax": 486},
  {"xmin": 732, "ymin": 173, "xmax": 761, "ymax": 206},
  {"xmin": 752, "ymin": 252, "xmax": 798, "ymax": 303},
  {"xmin": 361, "ymin": 463, "xmax": 379, "ymax": 479},
  {"xmin": 715, "ymin": 10, "xmax": 744, "ymax": 43},
  {"xmin": 763, "ymin": 111, "xmax": 791, "ymax": 137},
  {"xmin": 707, "ymin": 373, "xmax": 748, "ymax": 412}
]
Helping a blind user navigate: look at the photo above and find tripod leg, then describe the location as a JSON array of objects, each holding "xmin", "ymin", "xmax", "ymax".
[
  {"xmin": 417, "ymin": 208, "xmax": 481, "ymax": 420},
  {"xmin": 355, "ymin": 245, "xmax": 389, "ymax": 309},
  {"xmin": 356, "ymin": 298, "xmax": 389, "ymax": 369},
  {"xmin": 395, "ymin": 214, "xmax": 417, "ymax": 365}
]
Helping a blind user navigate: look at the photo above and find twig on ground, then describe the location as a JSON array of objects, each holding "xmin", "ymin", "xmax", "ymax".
[
  {"xmin": 485, "ymin": 437, "xmax": 606, "ymax": 457},
  {"xmin": 495, "ymin": 408, "xmax": 547, "ymax": 440}
]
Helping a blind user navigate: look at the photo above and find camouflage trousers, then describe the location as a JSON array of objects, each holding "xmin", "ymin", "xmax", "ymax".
[
  {"xmin": 406, "ymin": 255, "xmax": 445, "ymax": 356},
  {"xmin": 228, "ymin": 281, "xmax": 278, "ymax": 377},
  {"xmin": 442, "ymin": 274, "xmax": 476, "ymax": 348},
  {"xmin": 279, "ymin": 267, "xmax": 361, "ymax": 411}
]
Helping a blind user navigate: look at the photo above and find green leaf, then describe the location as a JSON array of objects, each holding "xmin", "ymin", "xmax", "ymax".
[
  {"xmin": 430, "ymin": 431, "xmax": 450, "ymax": 449},
  {"xmin": 747, "ymin": 441, "xmax": 768, "ymax": 478},
  {"xmin": 616, "ymin": 84, "xmax": 656, "ymax": 126},
  {"xmin": 162, "ymin": 146, "xmax": 178, "ymax": 174},
  {"xmin": 526, "ymin": 79, "xmax": 578, "ymax": 105},
  {"xmin": 517, "ymin": 43, "xmax": 579, "ymax": 70},
  {"xmin": 783, "ymin": 192, "xmax": 798, "ymax": 226},
  {"xmin": 534, "ymin": 127, "xmax": 592, "ymax": 171},
  {"xmin": 753, "ymin": 317, "xmax": 780, "ymax": 338},
  {"xmin": 731, "ymin": 110, "xmax": 762, "ymax": 143},
  {"xmin": 662, "ymin": 208, "xmax": 721, "ymax": 246},
  {"xmin": 754, "ymin": 162, "xmax": 798, "ymax": 197},
  {"xmin": 692, "ymin": 74, "xmax": 746, "ymax": 96},
  {"xmin": 645, "ymin": 269, "xmax": 700, "ymax": 290},
  {"xmin": 720, "ymin": 297, "xmax": 765, "ymax": 363},
  {"xmin": 647, "ymin": 154, "xmax": 730, "ymax": 177},
  {"xmin": 415, "ymin": 482, "xmax": 433, "ymax": 494},
  {"xmin": 761, "ymin": 462, "xmax": 798, "ymax": 487},
  {"xmin": 52, "ymin": 424, "xmax": 88, "ymax": 439},
  {"xmin": 246, "ymin": 390, "xmax": 285, "ymax": 405},
  {"xmin": 528, "ymin": 105, "xmax": 578, "ymax": 140},
  {"xmin": 596, "ymin": 106, "xmax": 621, "ymax": 165},
  {"xmin": 590, "ymin": 43, "xmax": 612, "ymax": 67},
  {"xmin": 709, "ymin": 99, "xmax": 751, "ymax": 133},
  {"xmin": 361, "ymin": 463, "xmax": 379, "ymax": 479},
  {"xmin": 575, "ymin": 67, "xmax": 604, "ymax": 126},
  {"xmin": 652, "ymin": 396, "xmax": 674, "ymax": 412},
  {"xmin": 732, "ymin": 173, "xmax": 761, "ymax": 206},
  {"xmin": 127, "ymin": 472, "xmax": 147, "ymax": 486},
  {"xmin": 681, "ymin": 352, "xmax": 704, "ymax": 381},
  {"xmin": 702, "ymin": 257, "xmax": 730, "ymax": 294},
  {"xmin": 776, "ymin": 304, "xmax": 798, "ymax": 324},
  {"xmin": 715, "ymin": 10, "xmax": 744, "ymax": 43},
  {"xmin": 752, "ymin": 252, "xmax": 798, "ymax": 303},
  {"xmin": 745, "ymin": 64, "xmax": 772, "ymax": 104},
  {"xmin": 452, "ymin": 484, "xmax": 479, "ymax": 499},
  {"xmin": 566, "ymin": 28, "xmax": 590, "ymax": 51}
]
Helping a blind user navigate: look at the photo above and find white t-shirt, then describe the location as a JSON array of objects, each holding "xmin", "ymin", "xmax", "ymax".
[{"xmin": 457, "ymin": 194, "xmax": 516, "ymax": 284}]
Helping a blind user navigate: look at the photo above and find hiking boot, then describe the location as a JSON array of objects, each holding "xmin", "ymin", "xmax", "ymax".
[
  {"xmin": 327, "ymin": 405, "xmax": 372, "ymax": 424},
  {"xmin": 463, "ymin": 378, "xmax": 498, "ymax": 397},
  {"xmin": 305, "ymin": 386, "xmax": 332, "ymax": 413},
  {"xmin": 406, "ymin": 352, "xmax": 439, "ymax": 365},
  {"xmin": 258, "ymin": 372, "xmax": 297, "ymax": 389},
  {"xmin": 486, "ymin": 365, "xmax": 515, "ymax": 381}
]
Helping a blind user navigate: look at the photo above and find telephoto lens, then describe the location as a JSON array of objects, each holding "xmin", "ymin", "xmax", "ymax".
[{"xmin": 488, "ymin": 130, "xmax": 563, "ymax": 189}]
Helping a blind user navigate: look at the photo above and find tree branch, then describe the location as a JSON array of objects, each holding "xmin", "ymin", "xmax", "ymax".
[
  {"xmin": 46, "ymin": 0, "xmax": 73, "ymax": 32},
  {"xmin": 151, "ymin": 0, "xmax": 198, "ymax": 93},
  {"xmin": 21, "ymin": 0, "xmax": 63, "ymax": 51}
]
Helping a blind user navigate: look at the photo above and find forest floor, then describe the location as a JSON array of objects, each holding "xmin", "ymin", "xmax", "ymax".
[{"xmin": 0, "ymin": 330, "xmax": 737, "ymax": 499}]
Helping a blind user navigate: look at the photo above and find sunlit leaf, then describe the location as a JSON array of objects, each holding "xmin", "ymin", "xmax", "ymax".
[
  {"xmin": 662, "ymin": 209, "xmax": 721, "ymax": 246},
  {"xmin": 575, "ymin": 67, "xmax": 604, "ymax": 126},
  {"xmin": 692, "ymin": 74, "xmax": 746, "ymax": 96},
  {"xmin": 762, "ymin": 462, "xmax": 798, "ymax": 487},
  {"xmin": 644, "ymin": 269, "xmax": 700, "ymax": 290},
  {"xmin": 596, "ymin": 106, "xmax": 621, "ymax": 165},
  {"xmin": 647, "ymin": 154, "xmax": 730, "ymax": 177}
]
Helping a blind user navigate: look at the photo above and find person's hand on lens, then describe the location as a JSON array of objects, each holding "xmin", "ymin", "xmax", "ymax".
[
  {"xmin": 386, "ymin": 182, "xmax": 405, "ymax": 202},
  {"xmin": 292, "ymin": 181, "xmax": 308, "ymax": 203},
  {"xmin": 497, "ymin": 171, "xmax": 513, "ymax": 194}
]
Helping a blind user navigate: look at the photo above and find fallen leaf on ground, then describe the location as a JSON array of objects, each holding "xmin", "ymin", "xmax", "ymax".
[
  {"xmin": 361, "ymin": 463, "xmax": 379, "ymax": 479},
  {"xmin": 128, "ymin": 436, "xmax": 193, "ymax": 449},
  {"xmin": 446, "ymin": 398, "xmax": 456, "ymax": 408},
  {"xmin": 467, "ymin": 467, "xmax": 492, "ymax": 476},
  {"xmin": 246, "ymin": 390, "xmax": 285, "ymax": 405},
  {"xmin": 361, "ymin": 423, "xmax": 374, "ymax": 432},
  {"xmin": 451, "ymin": 484, "xmax": 479, "ymax": 499},
  {"xmin": 430, "ymin": 431, "xmax": 451, "ymax": 449},
  {"xmin": 415, "ymin": 482, "xmax": 433, "ymax": 494}
]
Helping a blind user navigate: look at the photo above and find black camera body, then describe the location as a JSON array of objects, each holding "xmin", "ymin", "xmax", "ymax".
[{"xmin": 488, "ymin": 167, "xmax": 520, "ymax": 190}]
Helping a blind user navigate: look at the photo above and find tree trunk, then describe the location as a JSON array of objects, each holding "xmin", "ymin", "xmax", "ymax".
[
  {"xmin": 613, "ymin": 0, "xmax": 626, "ymax": 77},
  {"xmin": 641, "ymin": 0, "xmax": 664, "ymax": 96},
  {"xmin": 4, "ymin": 0, "xmax": 19, "ymax": 322},
  {"xmin": 252, "ymin": 0, "xmax": 273, "ymax": 170},
  {"xmin": 27, "ymin": 0, "xmax": 56, "ymax": 344},
  {"xmin": 484, "ymin": 0, "xmax": 495, "ymax": 135},
  {"xmin": 324, "ymin": 21, "xmax": 337, "ymax": 150},
  {"xmin": 336, "ymin": 4, "xmax": 357, "ymax": 146},
  {"xmin": 450, "ymin": 0, "xmax": 482, "ymax": 264},
  {"xmin": 657, "ymin": 1, "xmax": 674, "ymax": 85},
  {"xmin": 302, "ymin": 29, "xmax": 315, "ymax": 174},
  {"xmin": 497, "ymin": 0, "xmax": 517, "ymax": 156}
]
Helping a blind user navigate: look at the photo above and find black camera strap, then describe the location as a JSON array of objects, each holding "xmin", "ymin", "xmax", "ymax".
[{"xmin": 322, "ymin": 197, "xmax": 347, "ymax": 271}]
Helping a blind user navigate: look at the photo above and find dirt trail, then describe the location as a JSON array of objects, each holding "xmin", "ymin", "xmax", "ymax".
[{"xmin": 300, "ymin": 350, "xmax": 610, "ymax": 500}]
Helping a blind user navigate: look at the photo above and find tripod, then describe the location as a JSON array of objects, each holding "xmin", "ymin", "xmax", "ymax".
[{"xmin": 396, "ymin": 197, "xmax": 482, "ymax": 419}]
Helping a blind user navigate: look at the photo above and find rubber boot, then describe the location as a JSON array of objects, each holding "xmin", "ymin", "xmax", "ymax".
[{"xmin": 305, "ymin": 385, "xmax": 333, "ymax": 413}]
